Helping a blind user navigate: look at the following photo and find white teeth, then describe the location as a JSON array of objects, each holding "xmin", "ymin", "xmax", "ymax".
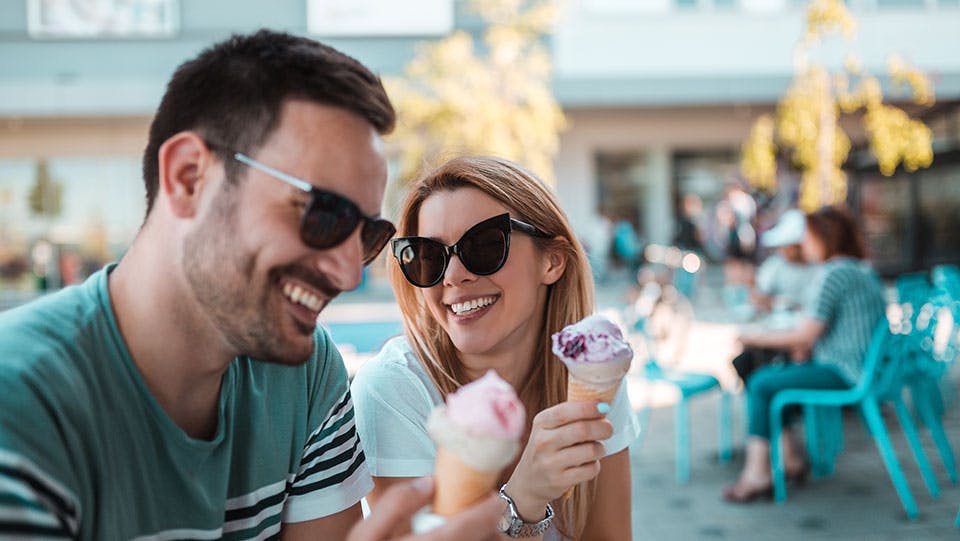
[
  {"xmin": 282, "ymin": 282, "xmax": 324, "ymax": 313},
  {"xmin": 450, "ymin": 296, "xmax": 497, "ymax": 316}
]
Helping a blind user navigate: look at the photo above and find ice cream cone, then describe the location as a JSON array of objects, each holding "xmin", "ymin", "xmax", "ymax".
[
  {"xmin": 566, "ymin": 376, "xmax": 619, "ymax": 403},
  {"xmin": 553, "ymin": 314, "xmax": 633, "ymax": 405},
  {"xmin": 426, "ymin": 371, "xmax": 525, "ymax": 518},
  {"xmin": 432, "ymin": 447, "xmax": 500, "ymax": 516}
]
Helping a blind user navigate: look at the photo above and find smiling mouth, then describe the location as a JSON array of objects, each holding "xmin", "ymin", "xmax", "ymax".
[
  {"xmin": 448, "ymin": 295, "xmax": 499, "ymax": 316},
  {"xmin": 282, "ymin": 282, "xmax": 325, "ymax": 314}
]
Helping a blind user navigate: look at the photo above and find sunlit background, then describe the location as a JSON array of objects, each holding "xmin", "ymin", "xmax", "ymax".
[{"xmin": 1, "ymin": 0, "xmax": 958, "ymax": 309}]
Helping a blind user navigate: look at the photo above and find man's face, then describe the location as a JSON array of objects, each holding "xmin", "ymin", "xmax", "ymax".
[{"xmin": 183, "ymin": 100, "xmax": 388, "ymax": 364}]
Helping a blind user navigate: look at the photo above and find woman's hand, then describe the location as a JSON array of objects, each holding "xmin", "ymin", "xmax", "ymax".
[{"xmin": 502, "ymin": 401, "xmax": 613, "ymax": 521}]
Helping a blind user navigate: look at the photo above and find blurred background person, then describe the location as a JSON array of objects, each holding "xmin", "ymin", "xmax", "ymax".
[
  {"xmin": 731, "ymin": 208, "xmax": 821, "ymax": 385},
  {"xmin": 724, "ymin": 206, "xmax": 885, "ymax": 502}
]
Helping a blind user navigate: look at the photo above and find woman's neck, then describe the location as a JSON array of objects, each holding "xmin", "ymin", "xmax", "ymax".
[{"xmin": 460, "ymin": 326, "xmax": 541, "ymax": 391}]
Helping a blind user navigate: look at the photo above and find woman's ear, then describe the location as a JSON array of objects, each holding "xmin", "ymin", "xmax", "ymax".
[
  {"xmin": 541, "ymin": 238, "xmax": 568, "ymax": 286},
  {"xmin": 157, "ymin": 131, "xmax": 217, "ymax": 219}
]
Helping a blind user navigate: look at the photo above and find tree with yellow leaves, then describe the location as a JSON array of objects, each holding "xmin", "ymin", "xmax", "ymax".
[
  {"xmin": 740, "ymin": 0, "xmax": 934, "ymax": 211},
  {"xmin": 386, "ymin": 0, "xmax": 565, "ymax": 189}
]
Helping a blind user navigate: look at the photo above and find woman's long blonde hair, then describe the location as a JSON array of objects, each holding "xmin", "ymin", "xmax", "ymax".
[{"xmin": 388, "ymin": 156, "xmax": 597, "ymax": 538}]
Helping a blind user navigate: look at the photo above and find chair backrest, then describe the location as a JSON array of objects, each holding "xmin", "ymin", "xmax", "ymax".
[
  {"xmin": 932, "ymin": 265, "xmax": 960, "ymax": 300},
  {"xmin": 912, "ymin": 292, "xmax": 960, "ymax": 377},
  {"xmin": 851, "ymin": 317, "xmax": 905, "ymax": 398},
  {"xmin": 896, "ymin": 272, "xmax": 933, "ymax": 307}
]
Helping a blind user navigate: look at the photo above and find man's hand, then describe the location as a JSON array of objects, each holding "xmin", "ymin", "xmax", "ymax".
[{"xmin": 348, "ymin": 477, "xmax": 502, "ymax": 541}]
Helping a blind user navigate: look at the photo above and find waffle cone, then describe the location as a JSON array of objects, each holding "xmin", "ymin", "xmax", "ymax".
[
  {"xmin": 567, "ymin": 377, "xmax": 620, "ymax": 403},
  {"xmin": 432, "ymin": 447, "xmax": 500, "ymax": 517}
]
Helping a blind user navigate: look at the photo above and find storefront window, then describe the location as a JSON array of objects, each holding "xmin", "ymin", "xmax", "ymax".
[
  {"xmin": 918, "ymin": 161, "xmax": 960, "ymax": 266},
  {"xmin": 0, "ymin": 156, "xmax": 144, "ymax": 307},
  {"xmin": 858, "ymin": 174, "xmax": 912, "ymax": 274}
]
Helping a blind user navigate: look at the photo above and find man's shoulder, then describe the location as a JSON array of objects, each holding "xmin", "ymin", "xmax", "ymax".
[{"xmin": 0, "ymin": 281, "xmax": 104, "ymax": 382}]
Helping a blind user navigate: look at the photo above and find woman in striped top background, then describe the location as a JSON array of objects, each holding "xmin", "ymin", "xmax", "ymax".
[{"xmin": 723, "ymin": 205, "xmax": 886, "ymax": 503}]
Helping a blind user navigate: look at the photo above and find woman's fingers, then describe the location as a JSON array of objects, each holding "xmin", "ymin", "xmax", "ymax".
[
  {"xmin": 535, "ymin": 418, "xmax": 613, "ymax": 451},
  {"xmin": 533, "ymin": 400, "xmax": 606, "ymax": 430},
  {"xmin": 558, "ymin": 460, "xmax": 604, "ymax": 488}
]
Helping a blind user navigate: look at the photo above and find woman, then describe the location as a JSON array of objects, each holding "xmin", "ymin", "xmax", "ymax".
[
  {"xmin": 352, "ymin": 156, "xmax": 638, "ymax": 539},
  {"xmin": 723, "ymin": 205, "xmax": 886, "ymax": 502}
]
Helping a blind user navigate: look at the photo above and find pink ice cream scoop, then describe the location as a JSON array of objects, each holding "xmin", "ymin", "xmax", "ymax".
[
  {"xmin": 427, "ymin": 370, "xmax": 525, "ymax": 517},
  {"xmin": 552, "ymin": 314, "xmax": 633, "ymax": 365},
  {"xmin": 445, "ymin": 370, "xmax": 525, "ymax": 439}
]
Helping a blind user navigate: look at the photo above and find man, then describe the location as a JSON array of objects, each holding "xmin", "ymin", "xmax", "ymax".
[
  {"xmin": 0, "ymin": 30, "xmax": 500, "ymax": 539},
  {"xmin": 733, "ymin": 209, "xmax": 820, "ymax": 384},
  {"xmin": 752, "ymin": 209, "xmax": 820, "ymax": 314}
]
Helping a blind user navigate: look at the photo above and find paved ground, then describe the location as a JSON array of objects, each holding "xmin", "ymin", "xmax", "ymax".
[
  {"xmin": 326, "ymin": 265, "xmax": 960, "ymax": 539},
  {"xmin": 629, "ymin": 387, "xmax": 960, "ymax": 540}
]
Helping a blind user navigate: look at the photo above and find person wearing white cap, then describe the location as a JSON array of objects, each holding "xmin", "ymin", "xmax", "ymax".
[
  {"xmin": 752, "ymin": 209, "xmax": 821, "ymax": 314},
  {"xmin": 731, "ymin": 210, "xmax": 821, "ymax": 390}
]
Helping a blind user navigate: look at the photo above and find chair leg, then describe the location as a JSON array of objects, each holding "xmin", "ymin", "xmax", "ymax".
[
  {"xmin": 803, "ymin": 405, "xmax": 823, "ymax": 476},
  {"xmin": 770, "ymin": 403, "xmax": 788, "ymax": 503},
  {"xmin": 861, "ymin": 398, "xmax": 919, "ymax": 520},
  {"xmin": 915, "ymin": 380, "xmax": 959, "ymax": 484},
  {"xmin": 719, "ymin": 392, "xmax": 732, "ymax": 463},
  {"xmin": 892, "ymin": 395, "xmax": 940, "ymax": 498},
  {"xmin": 675, "ymin": 398, "xmax": 690, "ymax": 484},
  {"xmin": 820, "ymin": 407, "xmax": 843, "ymax": 477}
]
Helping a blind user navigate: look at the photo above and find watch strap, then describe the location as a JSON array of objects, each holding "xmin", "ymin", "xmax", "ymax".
[{"xmin": 497, "ymin": 485, "xmax": 555, "ymax": 538}]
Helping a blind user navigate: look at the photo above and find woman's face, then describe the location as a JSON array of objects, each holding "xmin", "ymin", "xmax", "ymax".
[
  {"xmin": 801, "ymin": 229, "xmax": 827, "ymax": 263},
  {"xmin": 415, "ymin": 187, "xmax": 562, "ymax": 367}
]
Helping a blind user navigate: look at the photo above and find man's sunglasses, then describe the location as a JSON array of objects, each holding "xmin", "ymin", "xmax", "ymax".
[
  {"xmin": 233, "ymin": 152, "xmax": 395, "ymax": 265},
  {"xmin": 391, "ymin": 213, "xmax": 550, "ymax": 288}
]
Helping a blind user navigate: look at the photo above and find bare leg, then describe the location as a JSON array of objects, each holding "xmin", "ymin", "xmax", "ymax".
[{"xmin": 780, "ymin": 430, "xmax": 809, "ymax": 477}]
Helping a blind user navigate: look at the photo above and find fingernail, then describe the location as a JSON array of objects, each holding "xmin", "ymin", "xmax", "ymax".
[
  {"xmin": 412, "ymin": 477, "xmax": 433, "ymax": 494},
  {"xmin": 597, "ymin": 402, "xmax": 611, "ymax": 414}
]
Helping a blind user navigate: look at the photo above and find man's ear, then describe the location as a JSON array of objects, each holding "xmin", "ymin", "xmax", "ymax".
[
  {"xmin": 157, "ymin": 132, "xmax": 217, "ymax": 219},
  {"xmin": 541, "ymin": 239, "xmax": 568, "ymax": 286}
]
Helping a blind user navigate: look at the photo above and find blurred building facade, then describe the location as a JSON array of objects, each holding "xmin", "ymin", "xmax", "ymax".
[{"xmin": 1, "ymin": 0, "xmax": 958, "ymax": 298}]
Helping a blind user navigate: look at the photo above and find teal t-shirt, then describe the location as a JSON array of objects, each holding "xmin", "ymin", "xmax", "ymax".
[{"xmin": 0, "ymin": 266, "xmax": 372, "ymax": 539}]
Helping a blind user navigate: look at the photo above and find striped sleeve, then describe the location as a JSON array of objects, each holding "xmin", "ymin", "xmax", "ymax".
[
  {"xmin": 0, "ymin": 449, "xmax": 80, "ymax": 539},
  {"xmin": 281, "ymin": 330, "xmax": 372, "ymax": 523}
]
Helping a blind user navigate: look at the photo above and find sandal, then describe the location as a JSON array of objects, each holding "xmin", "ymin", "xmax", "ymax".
[{"xmin": 722, "ymin": 479, "xmax": 774, "ymax": 503}]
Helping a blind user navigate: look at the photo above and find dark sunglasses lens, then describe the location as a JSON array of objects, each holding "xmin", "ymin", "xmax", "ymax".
[
  {"xmin": 460, "ymin": 226, "xmax": 508, "ymax": 275},
  {"xmin": 399, "ymin": 239, "xmax": 447, "ymax": 287},
  {"xmin": 301, "ymin": 193, "xmax": 359, "ymax": 249},
  {"xmin": 361, "ymin": 220, "xmax": 396, "ymax": 264}
]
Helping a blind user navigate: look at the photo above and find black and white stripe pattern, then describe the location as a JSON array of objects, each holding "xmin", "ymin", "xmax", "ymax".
[
  {"xmin": 290, "ymin": 390, "xmax": 367, "ymax": 496},
  {"xmin": 0, "ymin": 449, "xmax": 80, "ymax": 538}
]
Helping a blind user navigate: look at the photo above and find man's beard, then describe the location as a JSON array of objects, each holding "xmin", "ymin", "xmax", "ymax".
[{"xmin": 181, "ymin": 194, "xmax": 315, "ymax": 365}]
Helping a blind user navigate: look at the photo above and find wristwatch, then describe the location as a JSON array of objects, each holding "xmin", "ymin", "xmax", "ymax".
[{"xmin": 496, "ymin": 485, "xmax": 555, "ymax": 538}]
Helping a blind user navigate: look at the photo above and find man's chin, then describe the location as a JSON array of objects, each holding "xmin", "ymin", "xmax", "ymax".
[{"xmin": 256, "ymin": 343, "xmax": 314, "ymax": 366}]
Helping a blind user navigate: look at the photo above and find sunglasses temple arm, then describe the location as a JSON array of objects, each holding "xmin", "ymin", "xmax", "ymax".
[{"xmin": 234, "ymin": 153, "xmax": 314, "ymax": 193}]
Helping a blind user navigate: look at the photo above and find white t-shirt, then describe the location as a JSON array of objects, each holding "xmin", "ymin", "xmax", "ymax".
[
  {"xmin": 351, "ymin": 336, "xmax": 640, "ymax": 539},
  {"xmin": 755, "ymin": 254, "xmax": 821, "ymax": 309}
]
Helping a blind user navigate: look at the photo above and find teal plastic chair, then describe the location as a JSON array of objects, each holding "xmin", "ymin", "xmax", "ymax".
[
  {"xmin": 891, "ymin": 275, "xmax": 954, "ymax": 497},
  {"xmin": 629, "ymin": 281, "xmax": 733, "ymax": 484},
  {"xmin": 769, "ymin": 318, "xmax": 923, "ymax": 518},
  {"xmin": 922, "ymin": 268, "xmax": 960, "ymax": 527}
]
